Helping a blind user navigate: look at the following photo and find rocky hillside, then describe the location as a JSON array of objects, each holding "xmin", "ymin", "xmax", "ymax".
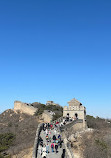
[
  {"xmin": 65, "ymin": 115, "xmax": 111, "ymax": 158},
  {"xmin": 0, "ymin": 109, "xmax": 39, "ymax": 158}
]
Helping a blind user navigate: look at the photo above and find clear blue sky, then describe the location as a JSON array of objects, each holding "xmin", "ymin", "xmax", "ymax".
[{"xmin": 0, "ymin": 0, "xmax": 111, "ymax": 118}]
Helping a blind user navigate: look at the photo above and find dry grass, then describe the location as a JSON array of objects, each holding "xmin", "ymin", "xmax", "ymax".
[
  {"xmin": 0, "ymin": 109, "xmax": 39, "ymax": 156},
  {"xmin": 81, "ymin": 129, "xmax": 111, "ymax": 158},
  {"xmin": 64, "ymin": 115, "xmax": 111, "ymax": 158}
]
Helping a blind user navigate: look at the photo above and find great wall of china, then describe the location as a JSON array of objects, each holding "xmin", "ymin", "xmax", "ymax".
[{"xmin": 13, "ymin": 99, "xmax": 87, "ymax": 158}]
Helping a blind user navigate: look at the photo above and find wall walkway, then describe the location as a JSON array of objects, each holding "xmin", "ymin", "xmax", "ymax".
[{"xmin": 32, "ymin": 118, "xmax": 84, "ymax": 158}]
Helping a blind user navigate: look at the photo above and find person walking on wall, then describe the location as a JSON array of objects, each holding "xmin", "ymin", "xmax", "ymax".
[
  {"xmin": 59, "ymin": 139, "xmax": 63, "ymax": 148},
  {"xmin": 51, "ymin": 142, "xmax": 54, "ymax": 152},
  {"xmin": 55, "ymin": 143, "xmax": 58, "ymax": 153},
  {"xmin": 46, "ymin": 143, "xmax": 49, "ymax": 153},
  {"xmin": 42, "ymin": 151, "xmax": 47, "ymax": 158},
  {"xmin": 53, "ymin": 135, "xmax": 56, "ymax": 143},
  {"xmin": 42, "ymin": 144, "xmax": 46, "ymax": 153},
  {"xmin": 38, "ymin": 144, "xmax": 42, "ymax": 155},
  {"xmin": 61, "ymin": 149, "xmax": 65, "ymax": 158}
]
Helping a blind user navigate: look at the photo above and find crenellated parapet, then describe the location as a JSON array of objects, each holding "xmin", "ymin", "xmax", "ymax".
[{"xmin": 64, "ymin": 105, "xmax": 85, "ymax": 111}]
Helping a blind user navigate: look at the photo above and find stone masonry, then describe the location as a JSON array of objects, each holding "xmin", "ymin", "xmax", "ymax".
[
  {"xmin": 42, "ymin": 110, "xmax": 53, "ymax": 123},
  {"xmin": 14, "ymin": 101, "xmax": 37, "ymax": 115}
]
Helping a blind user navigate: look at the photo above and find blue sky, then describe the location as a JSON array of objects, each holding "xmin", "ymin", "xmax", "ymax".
[{"xmin": 0, "ymin": 0, "xmax": 111, "ymax": 118}]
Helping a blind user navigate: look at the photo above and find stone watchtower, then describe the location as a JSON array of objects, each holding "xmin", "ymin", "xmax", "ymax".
[{"xmin": 63, "ymin": 98, "xmax": 86, "ymax": 128}]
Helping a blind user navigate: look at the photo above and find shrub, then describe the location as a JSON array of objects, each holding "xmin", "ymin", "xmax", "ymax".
[
  {"xmin": 0, "ymin": 133, "xmax": 15, "ymax": 158},
  {"xmin": 15, "ymin": 124, "xmax": 18, "ymax": 128},
  {"xmin": 34, "ymin": 103, "xmax": 63, "ymax": 117},
  {"xmin": 52, "ymin": 113, "xmax": 63, "ymax": 121},
  {"xmin": 86, "ymin": 115, "xmax": 111, "ymax": 129},
  {"xmin": 0, "ymin": 155, "xmax": 3, "ymax": 158},
  {"xmin": 0, "ymin": 133, "xmax": 15, "ymax": 152},
  {"xmin": 0, "ymin": 154, "xmax": 11, "ymax": 158},
  {"xmin": 95, "ymin": 139, "xmax": 107, "ymax": 151},
  {"xmin": 34, "ymin": 104, "xmax": 46, "ymax": 116},
  {"xmin": 45, "ymin": 104, "xmax": 63, "ymax": 111},
  {"xmin": 8, "ymin": 122, "xmax": 12, "ymax": 127}
]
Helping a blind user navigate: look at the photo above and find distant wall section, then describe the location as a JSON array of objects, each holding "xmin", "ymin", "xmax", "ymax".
[
  {"xmin": 42, "ymin": 110, "xmax": 53, "ymax": 123},
  {"xmin": 14, "ymin": 101, "xmax": 37, "ymax": 115}
]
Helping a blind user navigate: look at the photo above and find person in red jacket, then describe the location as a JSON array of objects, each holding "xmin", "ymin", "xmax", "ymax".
[
  {"xmin": 51, "ymin": 143, "xmax": 54, "ymax": 152},
  {"xmin": 50, "ymin": 124, "xmax": 53, "ymax": 129}
]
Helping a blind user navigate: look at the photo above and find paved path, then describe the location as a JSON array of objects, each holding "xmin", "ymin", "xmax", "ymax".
[{"xmin": 37, "ymin": 128, "xmax": 63, "ymax": 158}]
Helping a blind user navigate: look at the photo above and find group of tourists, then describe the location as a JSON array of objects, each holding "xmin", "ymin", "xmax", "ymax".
[
  {"xmin": 37, "ymin": 116, "xmax": 78, "ymax": 158},
  {"xmin": 59, "ymin": 116, "xmax": 77, "ymax": 127},
  {"xmin": 38, "ymin": 122, "xmax": 64, "ymax": 158}
]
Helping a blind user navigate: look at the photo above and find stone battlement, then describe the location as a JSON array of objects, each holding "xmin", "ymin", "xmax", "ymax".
[{"xmin": 64, "ymin": 105, "xmax": 85, "ymax": 111}]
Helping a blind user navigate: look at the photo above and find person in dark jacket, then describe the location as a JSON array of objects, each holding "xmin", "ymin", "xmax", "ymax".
[
  {"xmin": 43, "ymin": 123, "xmax": 45, "ymax": 131},
  {"xmin": 58, "ymin": 134, "xmax": 61, "ymax": 139},
  {"xmin": 53, "ymin": 135, "xmax": 56, "ymax": 143},
  {"xmin": 59, "ymin": 139, "xmax": 63, "ymax": 148},
  {"xmin": 61, "ymin": 149, "xmax": 65, "ymax": 158},
  {"xmin": 39, "ymin": 136, "xmax": 43, "ymax": 147},
  {"xmin": 55, "ymin": 143, "xmax": 58, "ymax": 153},
  {"xmin": 48, "ymin": 123, "xmax": 50, "ymax": 129}
]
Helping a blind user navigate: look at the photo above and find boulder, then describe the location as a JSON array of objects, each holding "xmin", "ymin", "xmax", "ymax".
[{"xmin": 68, "ymin": 134, "xmax": 77, "ymax": 142}]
